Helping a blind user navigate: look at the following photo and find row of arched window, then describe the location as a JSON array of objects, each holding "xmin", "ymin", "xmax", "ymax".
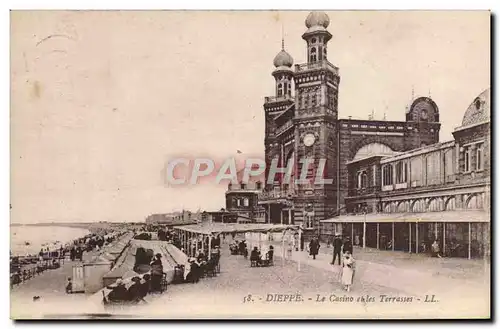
[
  {"xmin": 382, "ymin": 194, "xmax": 484, "ymax": 213},
  {"xmin": 231, "ymin": 197, "xmax": 250, "ymax": 208}
]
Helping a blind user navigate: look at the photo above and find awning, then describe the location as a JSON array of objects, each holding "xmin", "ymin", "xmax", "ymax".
[
  {"xmin": 173, "ymin": 223, "xmax": 300, "ymax": 235},
  {"xmin": 322, "ymin": 210, "xmax": 491, "ymax": 224}
]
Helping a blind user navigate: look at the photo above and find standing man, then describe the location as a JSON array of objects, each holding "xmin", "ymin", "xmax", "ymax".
[
  {"xmin": 331, "ymin": 234, "xmax": 343, "ymax": 265},
  {"xmin": 309, "ymin": 236, "xmax": 320, "ymax": 260}
]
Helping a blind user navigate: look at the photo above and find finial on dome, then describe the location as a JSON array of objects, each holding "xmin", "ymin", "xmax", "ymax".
[{"xmin": 281, "ymin": 22, "xmax": 285, "ymax": 50}]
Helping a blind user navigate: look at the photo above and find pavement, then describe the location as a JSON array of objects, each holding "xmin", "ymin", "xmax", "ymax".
[
  {"xmin": 254, "ymin": 238, "xmax": 490, "ymax": 298},
  {"xmin": 11, "ymin": 239, "xmax": 491, "ymax": 319},
  {"xmin": 117, "ymin": 241, "xmax": 489, "ymax": 319}
]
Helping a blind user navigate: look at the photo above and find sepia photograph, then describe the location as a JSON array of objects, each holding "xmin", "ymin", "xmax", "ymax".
[{"xmin": 9, "ymin": 9, "xmax": 491, "ymax": 319}]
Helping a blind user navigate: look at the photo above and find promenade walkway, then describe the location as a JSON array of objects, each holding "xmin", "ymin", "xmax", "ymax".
[{"xmin": 255, "ymin": 238, "xmax": 489, "ymax": 314}]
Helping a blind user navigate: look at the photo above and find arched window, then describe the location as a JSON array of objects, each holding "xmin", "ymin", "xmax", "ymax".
[
  {"xmin": 411, "ymin": 199, "xmax": 425, "ymax": 212},
  {"xmin": 323, "ymin": 47, "xmax": 327, "ymax": 58},
  {"xmin": 356, "ymin": 172, "xmax": 362, "ymax": 189},
  {"xmin": 243, "ymin": 198, "xmax": 249, "ymax": 207},
  {"xmin": 287, "ymin": 82, "xmax": 292, "ymax": 96},
  {"xmin": 466, "ymin": 194, "xmax": 484, "ymax": 210},
  {"xmin": 277, "ymin": 83, "xmax": 283, "ymax": 97},
  {"xmin": 445, "ymin": 197, "xmax": 456, "ymax": 210},
  {"xmin": 428, "ymin": 198, "xmax": 442, "ymax": 212},
  {"xmin": 361, "ymin": 172, "xmax": 368, "ymax": 188},
  {"xmin": 310, "ymin": 47, "xmax": 317, "ymax": 62},
  {"xmin": 353, "ymin": 143, "xmax": 395, "ymax": 161},
  {"xmin": 397, "ymin": 201, "xmax": 409, "ymax": 212}
]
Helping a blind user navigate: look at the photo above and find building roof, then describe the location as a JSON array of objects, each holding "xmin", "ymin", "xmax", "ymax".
[
  {"xmin": 273, "ymin": 49, "xmax": 293, "ymax": 68},
  {"xmin": 458, "ymin": 88, "xmax": 490, "ymax": 129},
  {"xmin": 322, "ymin": 210, "xmax": 490, "ymax": 223},
  {"xmin": 173, "ymin": 223, "xmax": 300, "ymax": 235},
  {"xmin": 305, "ymin": 11, "xmax": 330, "ymax": 28}
]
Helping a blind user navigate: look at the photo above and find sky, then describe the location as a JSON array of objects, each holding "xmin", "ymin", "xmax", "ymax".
[{"xmin": 10, "ymin": 11, "xmax": 490, "ymax": 223}]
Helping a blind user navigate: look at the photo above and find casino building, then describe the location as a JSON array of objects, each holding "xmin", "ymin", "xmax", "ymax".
[
  {"xmin": 225, "ymin": 11, "xmax": 490, "ymax": 257},
  {"xmin": 257, "ymin": 12, "xmax": 439, "ymax": 231}
]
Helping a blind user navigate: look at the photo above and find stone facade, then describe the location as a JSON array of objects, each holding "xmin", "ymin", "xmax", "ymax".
[
  {"xmin": 341, "ymin": 88, "xmax": 490, "ymax": 258},
  {"xmin": 258, "ymin": 11, "xmax": 440, "ymax": 236}
]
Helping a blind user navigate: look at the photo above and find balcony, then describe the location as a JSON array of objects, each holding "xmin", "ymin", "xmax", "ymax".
[
  {"xmin": 259, "ymin": 188, "xmax": 296, "ymax": 204},
  {"xmin": 264, "ymin": 95, "xmax": 294, "ymax": 104},
  {"xmin": 295, "ymin": 60, "xmax": 339, "ymax": 75}
]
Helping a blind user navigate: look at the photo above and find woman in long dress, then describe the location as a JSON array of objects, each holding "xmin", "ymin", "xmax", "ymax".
[{"xmin": 341, "ymin": 251, "xmax": 355, "ymax": 292}]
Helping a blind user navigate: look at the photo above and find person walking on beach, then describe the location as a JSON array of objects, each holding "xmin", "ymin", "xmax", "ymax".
[
  {"xmin": 331, "ymin": 234, "xmax": 343, "ymax": 265},
  {"xmin": 341, "ymin": 251, "xmax": 355, "ymax": 292}
]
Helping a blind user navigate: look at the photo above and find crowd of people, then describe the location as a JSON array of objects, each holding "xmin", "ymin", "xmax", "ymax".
[
  {"xmin": 105, "ymin": 275, "xmax": 153, "ymax": 304},
  {"xmin": 10, "ymin": 230, "xmax": 121, "ymax": 288}
]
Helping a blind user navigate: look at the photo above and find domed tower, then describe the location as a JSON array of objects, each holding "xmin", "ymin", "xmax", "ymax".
[
  {"xmin": 303, "ymin": 11, "xmax": 332, "ymax": 63},
  {"xmin": 405, "ymin": 96, "xmax": 441, "ymax": 148},
  {"xmin": 272, "ymin": 41, "xmax": 294, "ymax": 98},
  {"xmin": 263, "ymin": 40, "xmax": 296, "ymax": 197},
  {"xmin": 293, "ymin": 11, "xmax": 340, "ymax": 231}
]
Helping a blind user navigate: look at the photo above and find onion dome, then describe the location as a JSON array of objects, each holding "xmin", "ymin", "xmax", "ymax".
[
  {"xmin": 305, "ymin": 11, "xmax": 330, "ymax": 29},
  {"xmin": 273, "ymin": 49, "xmax": 294, "ymax": 68}
]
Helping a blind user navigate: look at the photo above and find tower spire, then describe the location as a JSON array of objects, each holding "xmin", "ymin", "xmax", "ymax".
[{"xmin": 281, "ymin": 22, "xmax": 285, "ymax": 50}]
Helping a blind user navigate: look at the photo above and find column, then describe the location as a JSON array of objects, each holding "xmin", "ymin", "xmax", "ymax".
[
  {"xmin": 288, "ymin": 209, "xmax": 292, "ymax": 225},
  {"xmin": 392, "ymin": 222, "xmax": 395, "ymax": 251},
  {"xmin": 376, "ymin": 223, "xmax": 380, "ymax": 249},
  {"xmin": 443, "ymin": 223, "xmax": 446, "ymax": 256},
  {"xmin": 434, "ymin": 222, "xmax": 438, "ymax": 240},
  {"xmin": 267, "ymin": 205, "xmax": 270, "ymax": 224},
  {"xmin": 280, "ymin": 208, "xmax": 283, "ymax": 225},
  {"xmin": 416, "ymin": 221, "xmax": 419, "ymax": 254},
  {"xmin": 468, "ymin": 222, "xmax": 471, "ymax": 260},
  {"xmin": 351, "ymin": 223, "xmax": 354, "ymax": 244},
  {"xmin": 208, "ymin": 235, "xmax": 212, "ymax": 260},
  {"xmin": 201, "ymin": 233, "xmax": 205, "ymax": 255},
  {"xmin": 363, "ymin": 220, "xmax": 367, "ymax": 249},
  {"xmin": 408, "ymin": 222, "xmax": 412, "ymax": 253}
]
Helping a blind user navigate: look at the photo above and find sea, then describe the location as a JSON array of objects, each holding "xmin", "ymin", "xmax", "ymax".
[{"xmin": 10, "ymin": 225, "xmax": 91, "ymax": 256}]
